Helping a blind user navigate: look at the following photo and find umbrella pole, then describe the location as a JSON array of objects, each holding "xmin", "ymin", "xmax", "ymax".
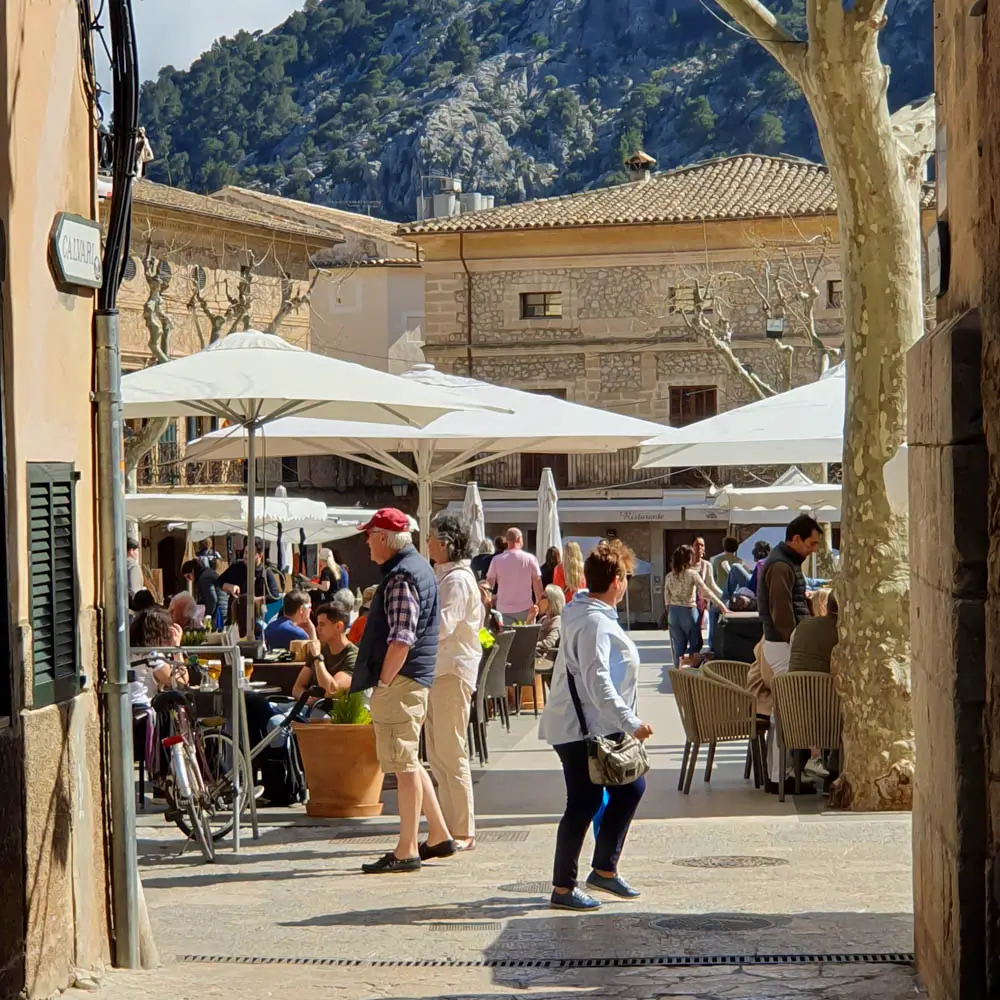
[
  {"xmin": 246, "ymin": 420, "xmax": 258, "ymax": 640},
  {"xmin": 416, "ymin": 441, "xmax": 432, "ymax": 555}
]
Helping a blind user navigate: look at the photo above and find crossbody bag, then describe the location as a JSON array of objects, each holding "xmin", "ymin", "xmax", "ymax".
[{"xmin": 565, "ymin": 667, "xmax": 649, "ymax": 786}]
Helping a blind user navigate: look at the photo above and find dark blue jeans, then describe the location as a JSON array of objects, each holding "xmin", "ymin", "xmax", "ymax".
[{"xmin": 552, "ymin": 740, "xmax": 646, "ymax": 889}]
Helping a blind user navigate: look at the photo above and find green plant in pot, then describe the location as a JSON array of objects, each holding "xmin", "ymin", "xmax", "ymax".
[{"xmin": 293, "ymin": 688, "xmax": 382, "ymax": 817}]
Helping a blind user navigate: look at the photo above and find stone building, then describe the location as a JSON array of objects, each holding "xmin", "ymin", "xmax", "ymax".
[
  {"xmin": 212, "ymin": 186, "xmax": 426, "ymax": 374},
  {"xmin": 401, "ymin": 154, "xmax": 862, "ymax": 620},
  {"xmin": 907, "ymin": 0, "xmax": 998, "ymax": 995},
  {"xmin": 105, "ymin": 180, "xmax": 342, "ymax": 490}
]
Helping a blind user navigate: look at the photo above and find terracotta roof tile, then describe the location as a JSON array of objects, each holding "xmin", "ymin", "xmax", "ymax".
[
  {"xmin": 400, "ymin": 154, "xmax": 935, "ymax": 235},
  {"xmin": 130, "ymin": 180, "xmax": 341, "ymax": 244},
  {"xmin": 213, "ymin": 186, "xmax": 417, "ymax": 251}
]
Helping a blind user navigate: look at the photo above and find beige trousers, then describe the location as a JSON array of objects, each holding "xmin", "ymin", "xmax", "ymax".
[{"xmin": 425, "ymin": 673, "xmax": 475, "ymax": 839}]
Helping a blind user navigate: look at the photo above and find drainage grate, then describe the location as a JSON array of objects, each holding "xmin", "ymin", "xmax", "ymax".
[
  {"xmin": 181, "ymin": 952, "xmax": 915, "ymax": 970},
  {"xmin": 427, "ymin": 921, "xmax": 504, "ymax": 932},
  {"xmin": 478, "ymin": 830, "xmax": 530, "ymax": 844},
  {"xmin": 329, "ymin": 835, "xmax": 391, "ymax": 845},
  {"xmin": 673, "ymin": 856, "xmax": 790, "ymax": 869},
  {"xmin": 498, "ymin": 881, "xmax": 551, "ymax": 894},
  {"xmin": 651, "ymin": 914, "xmax": 780, "ymax": 932}
]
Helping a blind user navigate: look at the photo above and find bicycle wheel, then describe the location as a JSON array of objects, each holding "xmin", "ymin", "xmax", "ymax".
[
  {"xmin": 176, "ymin": 732, "xmax": 249, "ymax": 843},
  {"xmin": 185, "ymin": 797, "xmax": 216, "ymax": 862}
]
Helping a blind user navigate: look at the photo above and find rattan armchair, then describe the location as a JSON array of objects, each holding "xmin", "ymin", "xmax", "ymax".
[
  {"xmin": 687, "ymin": 670, "xmax": 762, "ymax": 792},
  {"xmin": 771, "ymin": 671, "xmax": 843, "ymax": 801},
  {"xmin": 702, "ymin": 660, "xmax": 762, "ymax": 783},
  {"xmin": 667, "ymin": 667, "xmax": 704, "ymax": 794}
]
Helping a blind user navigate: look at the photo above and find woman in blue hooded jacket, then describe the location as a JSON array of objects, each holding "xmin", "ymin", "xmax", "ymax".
[{"xmin": 538, "ymin": 539, "xmax": 653, "ymax": 912}]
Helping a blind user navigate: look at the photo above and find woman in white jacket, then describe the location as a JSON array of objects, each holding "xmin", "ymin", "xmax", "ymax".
[{"xmin": 538, "ymin": 539, "xmax": 653, "ymax": 912}]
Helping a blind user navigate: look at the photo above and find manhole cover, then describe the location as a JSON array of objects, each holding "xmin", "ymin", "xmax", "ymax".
[
  {"xmin": 499, "ymin": 880, "xmax": 551, "ymax": 894},
  {"xmin": 673, "ymin": 856, "xmax": 789, "ymax": 869},
  {"xmin": 652, "ymin": 914, "xmax": 779, "ymax": 932},
  {"xmin": 479, "ymin": 830, "xmax": 530, "ymax": 843}
]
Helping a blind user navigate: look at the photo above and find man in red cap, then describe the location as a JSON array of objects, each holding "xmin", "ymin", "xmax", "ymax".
[{"xmin": 353, "ymin": 508, "xmax": 456, "ymax": 873}]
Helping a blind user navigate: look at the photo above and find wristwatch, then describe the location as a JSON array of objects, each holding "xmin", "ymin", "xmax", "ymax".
[{"xmin": 377, "ymin": 679, "xmax": 389, "ymax": 688}]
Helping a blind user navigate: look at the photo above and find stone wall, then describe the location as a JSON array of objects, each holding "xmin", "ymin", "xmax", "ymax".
[{"xmin": 424, "ymin": 257, "xmax": 842, "ymax": 444}]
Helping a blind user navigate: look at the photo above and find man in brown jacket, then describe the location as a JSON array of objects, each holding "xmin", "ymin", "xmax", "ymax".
[{"xmin": 756, "ymin": 514, "xmax": 823, "ymax": 792}]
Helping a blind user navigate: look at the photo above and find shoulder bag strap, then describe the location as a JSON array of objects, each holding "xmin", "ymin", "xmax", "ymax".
[{"xmin": 565, "ymin": 667, "xmax": 590, "ymax": 739}]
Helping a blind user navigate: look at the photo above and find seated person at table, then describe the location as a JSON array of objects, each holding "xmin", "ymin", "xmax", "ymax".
[
  {"xmin": 527, "ymin": 584, "xmax": 565, "ymax": 663},
  {"xmin": 347, "ymin": 585, "xmax": 377, "ymax": 645},
  {"xmin": 265, "ymin": 590, "xmax": 316, "ymax": 650},
  {"xmin": 293, "ymin": 590, "xmax": 358, "ymax": 699},
  {"xmin": 168, "ymin": 591, "xmax": 203, "ymax": 629},
  {"xmin": 789, "ymin": 591, "xmax": 839, "ymax": 674},
  {"xmin": 478, "ymin": 580, "xmax": 504, "ymax": 635}
]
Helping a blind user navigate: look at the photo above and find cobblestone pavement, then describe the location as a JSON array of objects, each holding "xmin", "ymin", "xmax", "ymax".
[{"xmin": 67, "ymin": 634, "xmax": 922, "ymax": 999}]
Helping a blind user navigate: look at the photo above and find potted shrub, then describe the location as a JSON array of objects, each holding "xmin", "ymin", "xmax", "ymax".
[{"xmin": 292, "ymin": 692, "xmax": 384, "ymax": 818}]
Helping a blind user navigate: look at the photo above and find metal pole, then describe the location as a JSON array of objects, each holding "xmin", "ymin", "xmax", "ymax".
[
  {"xmin": 231, "ymin": 646, "xmax": 242, "ymax": 852},
  {"xmin": 245, "ymin": 420, "xmax": 257, "ymax": 640},
  {"xmin": 416, "ymin": 441, "xmax": 432, "ymax": 556},
  {"xmin": 94, "ymin": 310, "xmax": 140, "ymax": 968}
]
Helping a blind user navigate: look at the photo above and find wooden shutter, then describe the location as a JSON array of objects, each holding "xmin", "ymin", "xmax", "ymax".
[{"xmin": 28, "ymin": 463, "xmax": 79, "ymax": 707}]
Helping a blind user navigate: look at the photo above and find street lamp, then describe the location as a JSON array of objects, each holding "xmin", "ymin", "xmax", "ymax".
[
  {"xmin": 765, "ymin": 316, "xmax": 786, "ymax": 339},
  {"xmin": 391, "ymin": 478, "xmax": 409, "ymax": 498}
]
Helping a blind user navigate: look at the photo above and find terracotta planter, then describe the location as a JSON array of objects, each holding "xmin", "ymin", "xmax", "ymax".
[{"xmin": 292, "ymin": 720, "xmax": 384, "ymax": 818}]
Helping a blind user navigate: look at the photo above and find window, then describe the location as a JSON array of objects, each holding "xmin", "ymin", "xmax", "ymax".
[
  {"xmin": 669, "ymin": 385, "xmax": 718, "ymax": 427},
  {"xmin": 668, "ymin": 284, "xmax": 711, "ymax": 314},
  {"xmin": 27, "ymin": 463, "xmax": 79, "ymax": 708},
  {"xmin": 520, "ymin": 291, "xmax": 562, "ymax": 318},
  {"xmin": 281, "ymin": 457, "xmax": 299, "ymax": 484},
  {"xmin": 826, "ymin": 279, "xmax": 843, "ymax": 309}
]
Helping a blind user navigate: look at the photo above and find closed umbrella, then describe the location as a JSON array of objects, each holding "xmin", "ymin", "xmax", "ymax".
[
  {"xmin": 462, "ymin": 481, "xmax": 486, "ymax": 552},
  {"xmin": 535, "ymin": 468, "xmax": 562, "ymax": 562},
  {"xmin": 122, "ymin": 331, "xmax": 503, "ymax": 638}
]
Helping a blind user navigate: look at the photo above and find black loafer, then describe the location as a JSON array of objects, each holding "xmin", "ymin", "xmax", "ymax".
[
  {"xmin": 361, "ymin": 852, "xmax": 421, "ymax": 874},
  {"xmin": 418, "ymin": 838, "xmax": 457, "ymax": 861}
]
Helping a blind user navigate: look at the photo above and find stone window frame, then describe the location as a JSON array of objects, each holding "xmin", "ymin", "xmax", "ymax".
[
  {"xmin": 667, "ymin": 383, "xmax": 720, "ymax": 427},
  {"xmin": 666, "ymin": 282, "xmax": 713, "ymax": 321},
  {"xmin": 519, "ymin": 290, "xmax": 563, "ymax": 319}
]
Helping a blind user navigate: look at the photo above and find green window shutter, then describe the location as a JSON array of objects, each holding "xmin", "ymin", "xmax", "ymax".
[{"xmin": 28, "ymin": 462, "xmax": 79, "ymax": 708}]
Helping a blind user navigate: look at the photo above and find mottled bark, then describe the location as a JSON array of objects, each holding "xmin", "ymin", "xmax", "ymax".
[
  {"xmin": 124, "ymin": 417, "xmax": 169, "ymax": 476},
  {"xmin": 714, "ymin": 0, "xmax": 923, "ymax": 808},
  {"xmin": 265, "ymin": 273, "xmax": 319, "ymax": 335}
]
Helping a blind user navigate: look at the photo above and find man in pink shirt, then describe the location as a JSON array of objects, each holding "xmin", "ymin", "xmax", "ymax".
[{"xmin": 487, "ymin": 527, "xmax": 544, "ymax": 625}]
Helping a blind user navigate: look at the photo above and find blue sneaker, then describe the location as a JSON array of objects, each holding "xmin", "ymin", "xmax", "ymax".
[
  {"xmin": 586, "ymin": 871, "xmax": 641, "ymax": 898},
  {"xmin": 549, "ymin": 887, "xmax": 601, "ymax": 911}
]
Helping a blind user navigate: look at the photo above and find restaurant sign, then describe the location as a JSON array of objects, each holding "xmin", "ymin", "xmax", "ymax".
[{"xmin": 50, "ymin": 213, "xmax": 103, "ymax": 289}]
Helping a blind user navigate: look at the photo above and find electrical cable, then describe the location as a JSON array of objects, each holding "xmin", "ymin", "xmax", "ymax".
[{"xmin": 695, "ymin": 0, "xmax": 805, "ymax": 44}]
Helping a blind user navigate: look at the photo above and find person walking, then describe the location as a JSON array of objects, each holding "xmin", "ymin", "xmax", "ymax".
[
  {"xmin": 425, "ymin": 512, "xmax": 483, "ymax": 853},
  {"xmin": 486, "ymin": 527, "xmax": 543, "ymax": 625},
  {"xmin": 352, "ymin": 508, "xmax": 455, "ymax": 873},
  {"xmin": 690, "ymin": 536, "xmax": 722, "ymax": 652},
  {"xmin": 181, "ymin": 558, "xmax": 221, "ymax": 624},
  {"xmin": 664, "ymin": 545, "xmax": 728, "ymax": 666},
  {"xmin": 757, "ymin": 514, "xmax": 823, "ymax": 793},
  {"xmin": 126, "ymin": 537, "xmax": 144, "ymax": 602},
  {"xmin": 539, "ymin": 539, "xmax": 654, "ymax": 911},
  {"xmin": 470, "ymin": 540, "xmax": 496, "ymax": 582},
  {"xmin": 553, "ymin": 540, "xmax": 585, "ymax": 602}
]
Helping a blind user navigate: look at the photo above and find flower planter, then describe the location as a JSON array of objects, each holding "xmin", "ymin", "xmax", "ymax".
[{"xmin": 292, "ymin": 720, "xmax": 384, "ymax": 818}]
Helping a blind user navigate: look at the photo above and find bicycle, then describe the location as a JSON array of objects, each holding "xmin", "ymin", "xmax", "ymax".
[{"xmin": 156, "ymin": 682, "xmax": 322, "ymax": 852}]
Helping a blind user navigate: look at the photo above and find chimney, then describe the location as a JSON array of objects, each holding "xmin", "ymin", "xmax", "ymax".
[{"xmin": 625, "ymin": 150, "xmax": 656, "ymax": 183}]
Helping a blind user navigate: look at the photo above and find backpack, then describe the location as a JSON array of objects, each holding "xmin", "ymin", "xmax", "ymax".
[{"xmin": 258, "ymin": 732, "xmax": 307, "ymax": 807}]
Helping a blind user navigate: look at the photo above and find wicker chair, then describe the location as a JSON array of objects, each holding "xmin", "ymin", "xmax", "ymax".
[
  {"xmin": 687, "ymin": 670, "xmax": 762, "ymax": 792},
  {"xmin": 667, "ymin": 667, "xmax": 703, "ymax": 793},
  {"xmin": 702, "ymin": 660, "xmax": 760, "ymax": 783},
  {"xmin": 505, "ymin": 624, "xmax": 542, "ymax": 716},
  {"xmin": 772, "ymin": 671, "xmax": 843, "ymax": 801}
]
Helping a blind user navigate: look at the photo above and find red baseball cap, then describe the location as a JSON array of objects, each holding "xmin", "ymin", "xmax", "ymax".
[{"xmin": 358, "ymin": 507, "xmax": 411, "ymax": 534}]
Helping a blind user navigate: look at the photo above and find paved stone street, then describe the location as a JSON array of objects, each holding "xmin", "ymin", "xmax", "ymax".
[{"xmin": 68, "ymin": 634, "xmax": 922, "ymax": 999}]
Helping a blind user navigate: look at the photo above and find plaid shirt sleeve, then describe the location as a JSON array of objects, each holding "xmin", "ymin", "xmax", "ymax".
[{"xmin": 383, "ymin": 575, "xmax": 420, "ymax": 648}]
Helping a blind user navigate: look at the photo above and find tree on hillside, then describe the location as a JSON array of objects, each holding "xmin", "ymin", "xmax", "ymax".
[{"xmin": 710, "ymin": 0, "xmax": 935, "ymax": 809}]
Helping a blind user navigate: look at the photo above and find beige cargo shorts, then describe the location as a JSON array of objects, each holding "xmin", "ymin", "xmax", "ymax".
[{"xmin": 369, "ymin": 674, "xmax": 430, "ymax": 774}]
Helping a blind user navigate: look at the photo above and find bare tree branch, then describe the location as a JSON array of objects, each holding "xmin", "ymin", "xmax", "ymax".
[
  {"xmin": 266, "ymin": 270, "xmax": 321, "ymax": 334},
  {"xmin": 125, "ymin": 417, "xmax": 170, "ymax": 475},
  {"xmin": 712, "ymin": 0, "xmax": 808, "ymax": 82}
]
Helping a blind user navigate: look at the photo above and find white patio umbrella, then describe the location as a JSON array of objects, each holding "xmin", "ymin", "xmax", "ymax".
[
  {"xmin": 636, "ymin": 365, "xmax": 846, "ymax": 469},
  {"xmin": 122, "ymin": 333, "xmax": 504, "ymax": 636},
  {"xmin": 535, "ymin": 468, "xmax": 562, "ymax": 560},
  {"xmin": 185, "ymin": 363, "xmax": 669, "ymax": 553},
  {"xmin": 462, "ymin": 482, "xmax": 486, "ymax": 552}
]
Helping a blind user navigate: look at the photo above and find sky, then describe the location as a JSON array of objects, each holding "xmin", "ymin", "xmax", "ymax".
[{"xmin": 132, "ymin": 0, "xmax": 304, "ymax": 79}]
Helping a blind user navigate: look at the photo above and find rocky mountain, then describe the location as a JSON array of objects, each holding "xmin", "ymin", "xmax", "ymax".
[{"xmin": 139, "ymin": 0, "xmax": 932, "ymax": 221}]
